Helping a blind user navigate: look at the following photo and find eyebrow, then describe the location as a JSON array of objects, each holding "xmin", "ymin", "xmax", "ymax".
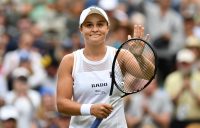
[{"xmin": 84, "ymin": 20, "xmax": 107, "ymax": 24}]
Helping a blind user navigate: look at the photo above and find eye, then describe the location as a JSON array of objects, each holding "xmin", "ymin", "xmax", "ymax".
[
  {"xmin": 97, "ymin": 23, "xmax": 104, "ymax": 27},
  {"xmin": 86, "ymin": 23, "xmax": 93, "ymax": 28}
]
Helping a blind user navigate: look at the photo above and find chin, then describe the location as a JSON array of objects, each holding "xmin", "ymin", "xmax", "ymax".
[{"xmin": 90, "ymin": 38, "xmax": 103, "ymax": 42}]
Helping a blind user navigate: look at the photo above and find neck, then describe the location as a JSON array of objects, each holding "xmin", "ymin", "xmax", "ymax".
[{"xmin": 83, "ymin": 45, "xmax": 107, "ymax": 61}]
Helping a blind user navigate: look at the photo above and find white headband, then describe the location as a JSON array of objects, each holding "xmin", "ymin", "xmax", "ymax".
[{"xmin": 79, "ymin": 6, "xmax": 110, "ymax": 27}]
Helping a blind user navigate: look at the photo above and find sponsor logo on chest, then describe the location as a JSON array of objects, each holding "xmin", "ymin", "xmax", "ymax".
[{"xmin": 91, "ymin": 83, "xmax": 108, "ymax": 88}]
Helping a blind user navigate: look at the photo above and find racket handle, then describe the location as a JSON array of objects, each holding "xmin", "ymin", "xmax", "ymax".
[{"xmin": 90, "ymin": 118, "xmax": 103, "ymax": 128}]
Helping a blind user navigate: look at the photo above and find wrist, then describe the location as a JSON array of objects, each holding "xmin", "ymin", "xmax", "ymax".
[{"xmin": 80, "ymin": 104, "xmax": 93, "ymax": 116}]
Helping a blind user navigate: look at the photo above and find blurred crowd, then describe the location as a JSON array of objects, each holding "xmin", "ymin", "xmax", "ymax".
[{"xmin": 0, "ymin": 0, "xmax": 200, "ymax": 128}]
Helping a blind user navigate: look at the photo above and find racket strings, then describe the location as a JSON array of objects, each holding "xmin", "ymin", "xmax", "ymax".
[{"xmin": 114, "ymin": 39, "xmax": 156, "ymax": 93}]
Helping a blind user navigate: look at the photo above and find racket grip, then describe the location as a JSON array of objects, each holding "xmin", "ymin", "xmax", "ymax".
[{"xmin": 90, "ymin": 118, "xmax": 103, "ymax": 128}]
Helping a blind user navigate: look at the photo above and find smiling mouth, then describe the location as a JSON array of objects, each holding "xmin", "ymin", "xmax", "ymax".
[{"xmin": 91, "ymin": 35, "xmax": 101, "ymax": 37}]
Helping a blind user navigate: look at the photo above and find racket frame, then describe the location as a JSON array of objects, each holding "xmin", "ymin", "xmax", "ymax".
[{"xmin": 110, "ymin": 38, "xmax": 158, "ymax": 96}]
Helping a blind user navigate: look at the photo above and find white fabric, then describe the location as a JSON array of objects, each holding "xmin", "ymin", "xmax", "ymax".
[
  {"xmin": 0, "ymin": 105, "xmax": 19, "ymax": 120},
  {"xmin": 126, "ymin": 89, "xmax": 173, "ymax": 128},
  {"xmin": 80, "ymin": 104, "xmax": 92, "ymax": 115},
  {"xmin": 145, "ymin": 2, "xmax": 184, "ymax": 58},
  {"xmin": 0, "ymin": 74, "xmax": 7, "ymax": 98},
  {"xmin": 70, "ymin": 46, "xmax": 127, "ymax": 128},
  {"xmin": 5, "ymin": 90, "xmax": 41, "ymax": 128},
  {"xmin": 176, "ymin": 49, "xmax": 196, "ymax": 63},
  {"xmin": 79, "ymin": 6, "xmax": 110, "ymax": 27},
  {"xmin": 2, "ymin": 49, "xmax": 47, "ymax": 88}
]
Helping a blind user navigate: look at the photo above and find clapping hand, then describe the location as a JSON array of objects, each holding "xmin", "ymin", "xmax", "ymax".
[{"xmin": 128, "ymin": 25, "xmax": 150, "ymax": 56}]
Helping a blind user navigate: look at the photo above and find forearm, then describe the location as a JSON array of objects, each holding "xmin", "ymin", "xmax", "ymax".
[
  {"xmin": 148, "ymin": 111, "xmax": 170, "ymax": 128},
  {"xmin": 190, "ymin": 90, "xmax": 200, "ymax": 105},
  {"xmin": 0, "ymin": 98, "xmax": 5, "ymax": 107},
  {"xmin": 172, "ymin": 88, "xmax": 185, "ymax": 105},
  {"xmin": 57, "ymin": 98, "xmax": 82, "ymax": 116},
  {"xmin": 135, "ymin": 55, "xmax": 155, "ymax": 80},
  {"xmin": 126, "ymin": 114, "xmax": 141, "ymax": 127}
]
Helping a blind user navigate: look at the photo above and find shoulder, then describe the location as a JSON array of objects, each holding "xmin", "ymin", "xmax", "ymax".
[
  {"xmin": 192, "ymin": 71, "xmax": 200, "ymax": 81},
  {"xmin": 145, "ymin": 2, "xmax": 159, "ymax": 14},
  {"xmin": 165, "ymin": 71, "xmax": 181, "ymax": 80},
  {"xmin": 107, "ymin": 46, "xmax": 117, "ymax": 51},
  {"xmin": 5, "ymin": 91, "xmax": 15, "ymax": 104},
  {"xmin": 4, "ymin": 50, "xmax": 18, "ymax": 58},
  {"xmin": 28, "ymin": 90, "xmax": 41, "ymax": 97},
  {"xmin": 62, "ymin": 53, "xmax": 74, "ymax": 64},
  {"xmin": 155, "ymin": 89, "xmax": 170, "ymax": 100},
  {"xmin": 57, "ymin": 53, "xmax": 74, "ymax": 75}
]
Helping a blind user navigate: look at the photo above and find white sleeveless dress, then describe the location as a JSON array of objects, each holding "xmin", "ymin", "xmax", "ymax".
[{"xmin": 69, "ymin": 46, "xmax": 127, "ymax": 128}]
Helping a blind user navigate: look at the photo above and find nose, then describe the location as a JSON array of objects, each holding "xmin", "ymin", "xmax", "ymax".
[{"xmin": 92, "ymin": 25, "xmax": 99, "ymax": 31}]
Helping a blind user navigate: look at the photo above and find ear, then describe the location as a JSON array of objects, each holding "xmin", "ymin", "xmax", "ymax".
[
  {"xmin": 79, "ymin": 26, "xmax": 82, "ymax": 33},
  {"xmin": 79, "ymin": 26, "xmax": 83, "ymax": 33},
  {"xmin": 106, "ymin": 26, "xmax": 109, "ymax": 34}
]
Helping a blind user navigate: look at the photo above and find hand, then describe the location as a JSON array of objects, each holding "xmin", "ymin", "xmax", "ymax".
[
  {"xmin": 143, "ymin": 104, "xmax": 150, "ymax": 115},
  {"xmin": 142, "ymin": 99, "xmax": 150, "ymax": 115},
  {"xmin": 182, "ymin": 77, "xmax": 191, "ymax": 91},
  {"xmin": 91, "ymin": 103, "xmax": 113, "ymax": 118},
  {"xmin": 128, "ymin": 25, "xmax": 150, "ymax": 56},
  {"xmin": 0, "ymin": 98, "xmax": 5, "ymax": 107}
]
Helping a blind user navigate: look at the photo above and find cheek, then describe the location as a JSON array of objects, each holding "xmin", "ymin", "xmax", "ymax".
[
  {"xmin": 101, "ymin": 28, "xmax": 109, "ymax": 37},
  {"xmin": 81, "ymin": 30, "xmax": 90, "ymax": 37}
]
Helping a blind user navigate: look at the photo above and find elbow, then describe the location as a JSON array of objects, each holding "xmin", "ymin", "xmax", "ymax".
[{"xmin": 56, "ymin": 99, "xmax": 66, "ymax": 114}]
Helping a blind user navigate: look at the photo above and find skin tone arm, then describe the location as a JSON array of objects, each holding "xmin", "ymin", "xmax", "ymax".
[
  {"xmin": 56, "ymin": 54, "xmax": 113, "ymax": 118},
  {"xmin": 172, "ymin": 75, "xmax": 200, "ymax": 105},
  {"xmin": 126, "ymin": 114, "xmax": 142, "ymax": 128},
  {"xmin": 126, "ymin": 100, "xmax": 171, "ymax": 128},
  {"xmin": 0, "ymin": 98, "xmax": 5, "ymax": 107},
  {"xmin": 56, "ymin": 54, "xmax": 80, "ymax": 115},
  {"xmin": 119, "ymin": 25, "xmax": 155, "ymax": 80},
  {"xmin": 143, "ymin": 105, "xmax": 171, "ymax": 128}
]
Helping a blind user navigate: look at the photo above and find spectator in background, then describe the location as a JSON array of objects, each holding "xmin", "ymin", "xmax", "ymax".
[
  {"xmin": 0, "ymin": 32, "xmax": 9, "ymax": 63},
  {"xmin": 54, "ymin": 113, "xmax": 70, "ymax": 128},
  {"xmin": 0, "ymin": 75, "xmax": 7, "ymax": 107},
  {"xmin": 182, "ymin": 12, "xmax": 197, "ymax": 39},
  {"xmin": 125, "ymin": 79, "xmax": 173, "ymax": 128},
  {"xmin": 107, "ymin": 19, "xmax": 132, "ymax": 48},
  {"xmin": 2, "ymin": 32, "xmax": 47, "ymax": 89},
  {"xmin": 54, "ymin": 38, "xmax": 74, "ymax": 63},
  {"xmin": 0, "ymin": 33, "xmax": 8, "ymax": 108},
  {"xmin": 65, "ymin": 0, "xmax": 85, "ymax": 37},
  {"xmin": 0, "ymin": 97, "xmax": 5, "ymax": 108},
  {"xmin": 9, "ymin": 15, "xmax": 34, "ymax": 48},
  {"xmin": 129, "ymin": 12, "xmax": 146, "ymax": 28},
  {"xmin": 184, "ymin": 36, "xmax": 200, "ymax": 71},
  {"xmin": 5, "ymin": 68, "xmax": 41, "ymax": 128},
  {"xmin": 145, "ymin": 0, "xmax": 185, "ymax": 86},
  {"xmin": 125, "ymin": 0, "xmax": 146, "ymax": 15},
  {"xmin": 36, "ymin": 86, "xmax": 57, "ymax": 128},
  {"xmin": 164, "ymin": 48, "xmax": 200, "ymax": 127},
  {"xmin": 180, "ymin": 0, "xmax": 200, "ymax": 18},
  {"xmin": 30, "ymin": 0, "xmax": 67, "ymax": 41},
  {"xmin": 30, "ymin": 23, "xmax": 48, "ymax": 55},
  {"xmin": 0, "ymin": 105, "xmax": 19, "ymax": 128},
  {"xmin": 0, "ymin": 11, "xmax": 6, "ymax": 35}
]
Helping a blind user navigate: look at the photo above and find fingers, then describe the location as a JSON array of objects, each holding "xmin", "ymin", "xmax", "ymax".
[
  {"xmin": 133, "ymin": 25, "xmax": 143, "ymax": 38},
  {"xmin": 145, "ymin": 34, "xmax": 150, "ymax": 42},
  {"xmin": 130, "ymin": 25, "xmax": 149, "ymax": 40},
  {"xmin": 91, "ymin": 104, "xmax": 113, "ymax": 119},
  {"xmin": 128, "ymin": 35, "xmax": 131, "ymax": 40}
]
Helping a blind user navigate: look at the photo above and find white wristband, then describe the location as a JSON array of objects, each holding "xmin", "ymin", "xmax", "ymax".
[{"xmin": 80, "ymin": 104, "xmax": 92, "ymax": 116}]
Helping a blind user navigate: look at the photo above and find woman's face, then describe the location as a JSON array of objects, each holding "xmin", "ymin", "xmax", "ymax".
[{"xmin": 80, "ymin": 14, "xmax": 109, "ymax": 45}]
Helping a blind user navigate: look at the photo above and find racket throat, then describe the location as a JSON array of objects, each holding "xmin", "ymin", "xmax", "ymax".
[{"xmin": 109, "ymin": 79, "xmax": 115, "ymax": 96}]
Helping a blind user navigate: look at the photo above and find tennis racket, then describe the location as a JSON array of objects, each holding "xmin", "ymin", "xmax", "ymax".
[{"xmin": 90, "ymin": 38, "xmax": 157, "ymax": 128}]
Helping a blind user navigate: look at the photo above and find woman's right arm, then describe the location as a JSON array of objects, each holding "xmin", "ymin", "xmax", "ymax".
[
  {"xmin": 56, "ymin": 54, "xmax": 113, "ymax": 117},
  {"xmin": 56, "ymin": 54, "xmax": 82, "ymax": 115}
]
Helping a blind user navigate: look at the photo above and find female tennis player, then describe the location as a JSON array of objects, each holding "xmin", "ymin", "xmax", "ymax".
[{"xmin": 56, "ymin": 6, "xmax": 153, "ymax": 128}]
